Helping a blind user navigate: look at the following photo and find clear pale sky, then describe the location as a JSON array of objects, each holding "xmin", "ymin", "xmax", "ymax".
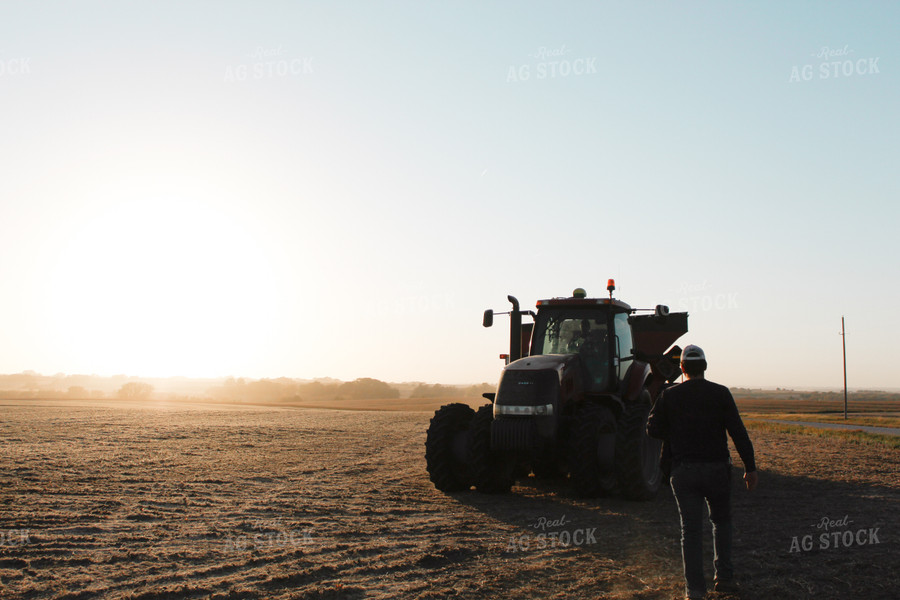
[{"xmin": 1, "ymin": 2, "xmax": 897, "ymax": 389}]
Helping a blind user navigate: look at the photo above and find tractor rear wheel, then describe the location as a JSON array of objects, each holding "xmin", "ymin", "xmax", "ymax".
[
  {"xmin": 425, "ymin": 403, "xmax": 475, "ymax": 492},
  {"xmin": 569, "ymin": 402, "xmax": 618, "ymax": 497},
  {"xmin": 468, "ymin": 404, "xmax": 515, "ymax": 493},
  {"xmin": 616, "ymin": 390, "xmax": 663, "ymax": 500}
]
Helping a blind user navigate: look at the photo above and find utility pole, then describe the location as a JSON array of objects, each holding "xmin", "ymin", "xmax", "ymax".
[{"xmin": 841, "ymin": 316, "xmax": 848, "ymax": 420}]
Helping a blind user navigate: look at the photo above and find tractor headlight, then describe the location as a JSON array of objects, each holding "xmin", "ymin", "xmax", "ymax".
[{"xmin": 494, "ymin": 403, "xmax": 554, "ymax": 417}]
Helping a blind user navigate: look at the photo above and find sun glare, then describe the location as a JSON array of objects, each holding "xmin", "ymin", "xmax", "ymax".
[{"xmin": 46, "ymin": 191, "xmax": 278, "ymax": 377}]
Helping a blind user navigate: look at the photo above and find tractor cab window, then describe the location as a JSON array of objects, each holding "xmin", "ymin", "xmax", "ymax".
[
  {"xmin": 538, "ymin": 317, "xmax": 607, "ymax": 355},
  {"xmin": 614, "ymin": 312, "xmax": 634, "ymax": 382},
  {"xmin": 534, "ymin": 310, "xmax": 610, "ymax": 392}
]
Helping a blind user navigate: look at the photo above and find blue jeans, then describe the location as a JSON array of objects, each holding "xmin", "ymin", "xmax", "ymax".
[{"xmin": 670, "ymin": 461, "xmax": 733, "ymax": 597}]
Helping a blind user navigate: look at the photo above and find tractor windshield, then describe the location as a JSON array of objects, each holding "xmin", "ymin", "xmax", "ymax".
[
  {"xmin": 532, "ymin": 309, "xmax": 611, "ymax": 391},
  {"xmin": 534, "ymin": 314, "xmax": 607, "ymax": 355}
]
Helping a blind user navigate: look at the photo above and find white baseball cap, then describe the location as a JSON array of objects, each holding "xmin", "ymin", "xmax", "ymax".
[{"xmin": 681, "ymin": 344, "xmax": 706, "ymax": 362}]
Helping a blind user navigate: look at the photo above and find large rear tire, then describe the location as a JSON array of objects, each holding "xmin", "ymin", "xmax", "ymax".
[
  {"xmin": 616, "ymin": 391, "xmax": 663, "ymax": 500},
  {"xmin": 568, "ymin": 402, "xmax": 618, "ymax": 497},
  {"xmin": 468, "ymin": 404, "xmax": 515, "ymax": 494},
  {"xmin": 425, "ymin": 403, "xmax": 475, "ymax": 492}
]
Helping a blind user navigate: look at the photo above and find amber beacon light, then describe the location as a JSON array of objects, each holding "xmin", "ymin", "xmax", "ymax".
[{"xmin": 607, "ymin": 278, "xmax": 615, "ymax": 298}]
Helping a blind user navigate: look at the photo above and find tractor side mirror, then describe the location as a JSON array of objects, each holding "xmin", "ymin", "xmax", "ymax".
[{"xmin": 483, "ymin": 309, "xmax": 494, "ymax": 328}]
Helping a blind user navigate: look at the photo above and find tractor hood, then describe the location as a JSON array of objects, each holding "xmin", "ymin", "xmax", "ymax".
[
  {"xmin": 503, "ymin": 353, "xmax": 578, "ymax": 378},
  {"xmin": 493, "ymin": 354, "xmax": 579, "ymax": 418}
]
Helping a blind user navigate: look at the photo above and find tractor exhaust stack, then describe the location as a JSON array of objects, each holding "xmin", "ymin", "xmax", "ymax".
[{"xmin": 508, "ymin": 295, "xmax": 522, "ymax": 363}]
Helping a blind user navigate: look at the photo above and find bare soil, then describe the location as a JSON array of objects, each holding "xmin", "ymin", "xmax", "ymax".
[{"xmin": 0, "ymin": 400, "xmax": 897, "ymax": 599}]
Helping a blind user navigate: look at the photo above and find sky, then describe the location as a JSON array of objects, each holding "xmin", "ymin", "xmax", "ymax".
[{"xmin": 1, "ymin": 1, "xmax": 897, "ymax": 390}]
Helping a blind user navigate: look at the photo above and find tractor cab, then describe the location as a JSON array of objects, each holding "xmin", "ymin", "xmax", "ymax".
[{"xmin": 531, "ymin": 296, "xmax": 634, "ymax": 395}]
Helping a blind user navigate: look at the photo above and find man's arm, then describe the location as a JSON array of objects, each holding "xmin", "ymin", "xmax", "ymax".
[{"xmin": 722, "ymin": 389, "xmax": 756, "ymax": 474}]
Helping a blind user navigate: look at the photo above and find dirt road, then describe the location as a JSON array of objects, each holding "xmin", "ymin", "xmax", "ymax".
[{"xmin": 1, "ymin": 401, "xmax": 896, "ymax": 599}]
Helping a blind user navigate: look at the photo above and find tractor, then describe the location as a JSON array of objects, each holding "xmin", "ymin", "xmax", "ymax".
[{"xmin": 425, "ymin": 281, "xmax": 688, "ymax": 499}]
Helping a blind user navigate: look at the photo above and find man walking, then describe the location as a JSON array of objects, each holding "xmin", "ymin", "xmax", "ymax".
[{"xmin": 647, "ymin": 345, "xmax": 758, "ymax": 599}]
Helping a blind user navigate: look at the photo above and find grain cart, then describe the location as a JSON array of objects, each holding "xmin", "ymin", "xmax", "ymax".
[{"xmin": 425, "ymin": 281, "xmax": 688, "ymax": 499}]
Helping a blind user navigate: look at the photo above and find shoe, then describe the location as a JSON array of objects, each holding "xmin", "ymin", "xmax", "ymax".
[
  {"xmin": 685, "ymin": 590, "xmax": 707, "ymax": 599},
  {"xmin": 714, "ymin": 578, "xmax": 740, "ymax": 593}
]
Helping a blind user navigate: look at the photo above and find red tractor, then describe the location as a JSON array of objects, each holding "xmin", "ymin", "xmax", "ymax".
[{"xmin": 425, "ymin": 281, "xmax": 687, "ymax": 499}]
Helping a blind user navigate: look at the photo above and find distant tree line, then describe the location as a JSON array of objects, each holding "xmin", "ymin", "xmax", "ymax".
[
  {"xmin": 0, "ymin": 372, "xmax": 499, "ymax": 402},
  {"xmin": 209, "ymin": 377, "xmax": 400, "ymax": 403},
  {"xmin": 0, "ymin": 372, "xmax": 156, "ymax": 400},
  {"xmin": 408, "ymin": 383, "xmax": 495, "ymax": 398},
  {"xmin": 731, "ymin": 389, "xmax": 900, "ymax": 403},
  {"xmin": 117, "ymin": 382, "xmax": 154, "ymax": 400}
]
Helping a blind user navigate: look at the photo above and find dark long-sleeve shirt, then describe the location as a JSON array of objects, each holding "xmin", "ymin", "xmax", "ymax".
[{"xmin": 647, "ymin": 378, "xmax": 756, "ymax": 472}]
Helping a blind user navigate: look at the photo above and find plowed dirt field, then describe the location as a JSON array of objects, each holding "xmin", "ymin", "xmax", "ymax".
[{"xmin": 1, "ymin": 400, "xmax": 896, "ymax": 599}]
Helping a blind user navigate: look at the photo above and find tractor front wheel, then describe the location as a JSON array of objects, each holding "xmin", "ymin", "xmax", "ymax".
[
  {"xmin": 468, "ymin": 404, "xmax": 516, "ymax": 493},
  {"xmin": 425, "ymin": 403, "xmax": 475, "ymax": 492}
]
